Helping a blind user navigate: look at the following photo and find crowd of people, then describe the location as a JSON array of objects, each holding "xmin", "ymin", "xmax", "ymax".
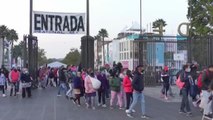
[{"xmin": 0, "ymin": 62, "xmax": 213, "ymax": 119}]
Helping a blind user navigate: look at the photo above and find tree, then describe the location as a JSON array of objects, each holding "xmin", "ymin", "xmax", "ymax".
[
  {"xmin": 62, "ymin": 48, "xmax": 81, "ymax": 65},
  {"xmin": 94, "ymin": 35, "xmax": 101, "ymax": 68},
  {"xmin": 6, "ymin": 29, "xmax": 18, "ymax": 66},
  {"xmin": 152, "ymin": 19, "xmax": 167, "ymax": 28},
  {"xmin": 38, "ymin": 48, "xmax": 47, "ymax": 66},
  {"xmin": 187, "ymin": 0, "xmax": 213, "ymax": 35},
  {"xmin": 12, "ymin": 41, "xmax": 47, "ymax": 66},
  {"xmin": 98, "ymin": 29, "xmax": 108, "ymax": 65},
  {"xmin": 0, "ymin": 25, "xmax": 9, "ymax": 66}
]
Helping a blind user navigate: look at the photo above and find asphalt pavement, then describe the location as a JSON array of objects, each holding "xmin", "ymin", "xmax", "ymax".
[{"xmin": 0, "ymin": 86, "xmax": 203, "ymax": 120}]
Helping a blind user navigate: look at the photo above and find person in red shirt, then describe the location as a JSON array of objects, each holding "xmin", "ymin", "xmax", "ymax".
[
  {"xmin": 123, "ymin": 70, "xmax": 133, "ymax": 111},
  {"xmin": 9, "ymin": 67, "xmax": 20, "ymax": 96}
]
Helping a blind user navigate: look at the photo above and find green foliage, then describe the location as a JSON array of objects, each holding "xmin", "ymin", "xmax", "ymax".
[
  {"xmin": 0, "ymin": 25, "xmax": 8, "ymax": 39},
  {"xmin": 152, "ymin": 19, "xmax": 167, "ymax": 28},
  {"xmin": 12, "ymin": 41, "xmax": 47, "ymax": 66},
  {"xmin": 187, "ymin": 0, "xmax": 213, "ymax": 35},
  {"xmin": 38, "ymin": 48, "xmax": 47, "ymax": 66},
  {"xmin": 62, "ymin": 48, "xmax": 81, "ymax": 65},
  {"xmin": 12, "ymin": 41, "xmax": 24, "ymax": 59},
  {"xmin": 98, "ymin": 29, "xmax": 108, "ymax": 39}
]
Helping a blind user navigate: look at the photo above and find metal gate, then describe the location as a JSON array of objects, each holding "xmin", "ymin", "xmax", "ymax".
[
  {"xmin": 133, "ymin": 35, "xmax": 203, "ymax": 86},
  {"xmin": 133, "ymin": 35, "xmax": 213, "ymax": 86}
]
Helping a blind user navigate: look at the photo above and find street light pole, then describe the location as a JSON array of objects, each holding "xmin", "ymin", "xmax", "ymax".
[{"xmin": 140, "ymin": 0, "xmax": 142, "ymax": 34}]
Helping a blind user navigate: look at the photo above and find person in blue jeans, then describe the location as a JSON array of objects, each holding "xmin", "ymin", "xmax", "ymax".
[
  {"xmin": 57, "ymin": 67, "xmax": 68, "ymax": 97},
  {"xmin": 126, "ymin": 65, "xmax": 149, "ymax": 119}
]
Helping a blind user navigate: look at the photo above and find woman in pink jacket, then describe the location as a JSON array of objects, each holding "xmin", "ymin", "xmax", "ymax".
[
  {"xmin": 84, "ymin": 71, "xmax": 97, "ymax": 110},
  {"xmin": 123, "ymin": 70, "xmax": 133, "ymax": 111}
]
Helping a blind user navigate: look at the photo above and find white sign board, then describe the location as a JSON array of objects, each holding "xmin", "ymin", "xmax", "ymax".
[
  {"xmin": 33, "ymin": 11, "xmax": 86, "ymax": 34},
  {"xmin": 174, "ymin": 53, "xmax": 185, "ymax": 61}
]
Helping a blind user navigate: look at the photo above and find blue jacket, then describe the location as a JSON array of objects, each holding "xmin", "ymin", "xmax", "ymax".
[
  {"xmin": 73, "ymin": 76, "xmax": 82, "ymax": 89},
  {"xmin": 97, "ymin": 73, "xmax": 109, "ymax": 91}
]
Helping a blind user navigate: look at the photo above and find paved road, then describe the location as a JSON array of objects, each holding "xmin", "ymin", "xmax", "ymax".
[{"xmin": 0, "ymin": 87, "xmax": 202, "ymax": 120}]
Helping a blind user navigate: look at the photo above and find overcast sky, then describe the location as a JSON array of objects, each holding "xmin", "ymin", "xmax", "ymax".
[{"xmin": 0, "ymin": 0, "xmax": 188, "ymax": 58}]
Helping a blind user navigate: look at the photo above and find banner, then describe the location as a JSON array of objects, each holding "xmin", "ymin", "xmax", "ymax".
[{"xmin": 33, "ymin": 11, "xmax": 86, "ymax": 34}]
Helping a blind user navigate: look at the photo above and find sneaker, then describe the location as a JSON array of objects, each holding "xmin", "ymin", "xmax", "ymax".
[
  {"xmin": 92, "ymin": 107, "xmax": 96, "ymax": 110},
  {"xmin": 2, "ymin": 94, "xmax": 6, "ymax": 97},
  {"xmin": 186, "ymin": 112, "xmax": 192, "ymax": 116},
  {"xmin": 141, "ymin": 115, "xmax": 150, "ymax": 119},
  {"xmin": 57, "ymin": 94, "xmax": 62, "ymax": 97},
  {"xmin": 192, "ymin": 101, "xmax": 197, "ymax": 107},
  {"xmin": 127, "ymin": 113, "xmax": 134, "ymax": 118},
  {"xmin": 165, "ymin": 97, "xmax": 168, "ymax": 100},
  {"xmin": 98, "ymin": 103, "xmax": 102, "ymax": 106},
  {"xmin": 77, "ymin": 104, "xmax": 81, "ymax": 107},
  {"xmin": 179, "ymin": 110, "xmax": 186, "ymax": 114},
  {"xmin": 131, "ymin": 109, "xmax": 136, "ymax": 113},
  {"xmin": 72, "ymin": 99, "xmax": 76, "ymax": 104},
  {"xmin": 204, "ymin": 114, "xmax": 213, "ymax": 119},
  {"xmin": 119, "ymin": 107, "xmax": 124, "ymax": 110},
  {"xmin": 125, "ymin": 110, "xmax": 131, "ymax": 114},
  {"xmin": 102, "ymin": 104, "xmax": 107, "ymax": 108},
  {"xmin": 86, "ymin": 103, "xmax": 89, "ymax": 108}
]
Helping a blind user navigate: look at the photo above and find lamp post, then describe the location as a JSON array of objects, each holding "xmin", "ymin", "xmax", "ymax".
[{"xmin": 140, "ymin": 0, "xmax": 142, "ymax": 34}]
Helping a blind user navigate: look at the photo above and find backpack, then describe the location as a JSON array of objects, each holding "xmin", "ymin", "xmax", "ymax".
[{"xmin": 197, "ymin": 70, "xmax": 209, "ymax": 89}]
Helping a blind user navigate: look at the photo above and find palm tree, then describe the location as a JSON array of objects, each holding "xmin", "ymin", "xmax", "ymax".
[
  {"xmin": 152, "ymin": 19, "xmax": 167, "ymax": 28},
  {"xmin": 98, "ymin": 29, "xmax": 108, "ymax": 65},
  {"xmin": 0, "ymin": 25, "xmax": 9, "ymax": 66},
  {"xmin": 94, "ymin": 35, "xmax": 101, "ymax": 68},
  {"xmin": 6, "ymin": 29, "xmax": 18, "ymax": 66}
]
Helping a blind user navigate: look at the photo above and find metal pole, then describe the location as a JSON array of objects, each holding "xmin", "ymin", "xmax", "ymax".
[
  {"xmin": 86, "ymin": 0, "xmax": 89, "ymax": 68},
  {"xmin": 30, "ymin": 0, "xmax": 33, "ymax": 36},
  {"xmin": 140, "ymin": 0, "xmax": 142, "ymax": 34},
  {"xmin": 86, "ymin": 0, "xmax": 89, "ymax": 36}
]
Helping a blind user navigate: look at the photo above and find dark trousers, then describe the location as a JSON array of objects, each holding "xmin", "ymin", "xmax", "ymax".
[
  {"xmin": 10, "ymin": 82, "xmax": 18, "ymax": 96},
  {"xmin": 180, "ymin": 88, "xmax": 191, "ymax": 112},
  {"xmin": 0, "ymin": 85, "xmax": 5, "ymax": 94},
  {"xmin": 162, "ymin": 83, "xmax": 170, "ymax": 97},
  {"xmin": 22, "ymin": 87, "xmax": 31, "ymax": 98},
  {"xmin": 125, "ymin": 92, "xmax": 133, "ymax": 109},
  {"xmin": 74, "ymin": 94, "xmax": 81, "ymax": 105},
  {"xmin": 98, "ymin": 90, "xmax": 106, "ymax": 105}
]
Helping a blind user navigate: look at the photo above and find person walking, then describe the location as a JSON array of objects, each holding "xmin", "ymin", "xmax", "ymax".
[
  {"xmin": 109, "ymin": 71, "xmax": 123, "ymax": 109},
  {"xmin": 126, "ymin": 65, "xmax": 149, "ymax": 119},
  {"xmin": 179, "ymin": 64, "xmax": 192, "ymax": 116},
  {"xmin": 84, "ymin": 72, "xmax": 97, "ymax": 110},
  {"xmin": 0, "ymin": 68, "xmax": 6, "ymax": 97},
  {"xmin": 200, "ymin": 65, "xmax": 213, "ymax": 119},
  {"xmin": 9, "ymin": 67, "xmax": 20, "ymax": 96},
  {"xmin": 73, "ymin": 72, "xmax": 82, "ymax": 106},
  {"xmin": 20, "ymin": 68, "xmax": 32, "ymax": 98},
  {"xmin": 161, "ymin": 66, "xmax": 170, "ymax": 100},
  {"xmin": 123, "ymin": 70, "xmax": 134, "ymax": 113},
  {"xmin": 97, "ymin": 68, "xmax": 109, "ymax": 108},
  {"xmin": 57, "ymin": 67, "xmax": 68, "ymax": 97}
]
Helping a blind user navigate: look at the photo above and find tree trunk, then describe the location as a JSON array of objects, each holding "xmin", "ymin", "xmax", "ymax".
[
  {"xmin": 0, "ymin": 38, "xmax": 3, "ymax": 67},
  {"xmin": 11, "ymin": 41, "xmax": 14, "ymax": 68},
  {"xmin": 97, "ymin": 40, "xmax": 99, "ymax": 69},
  {"xmin": 102, "ymin": 37, "xmax": 105, "ymax": 65}
]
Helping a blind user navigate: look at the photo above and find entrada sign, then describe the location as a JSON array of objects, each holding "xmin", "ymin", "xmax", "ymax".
[{"xmin": 33, "ymin": 11, "xmax": 85, "ymax": 34}]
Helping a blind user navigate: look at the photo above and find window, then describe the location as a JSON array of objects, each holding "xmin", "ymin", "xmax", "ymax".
[
  {"xmin": 130, "ymin": 52, "xmax": 133, "ymax": 59},
  {"xmin": 127, "ymin": 52, "xmax": 129, "ymax": 59}
]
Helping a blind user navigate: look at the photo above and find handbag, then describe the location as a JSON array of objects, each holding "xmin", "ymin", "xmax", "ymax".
[
  {"xmin": 89, "ymin": 76, "xmax": 101, "ymax": 89},
  {"xmin": 176, "ymin": 75, "xmax": 185, "ymax": 89},
  {"xmin": 22, "ymin": 82, "xmax": 32, "ymax": 88}
]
